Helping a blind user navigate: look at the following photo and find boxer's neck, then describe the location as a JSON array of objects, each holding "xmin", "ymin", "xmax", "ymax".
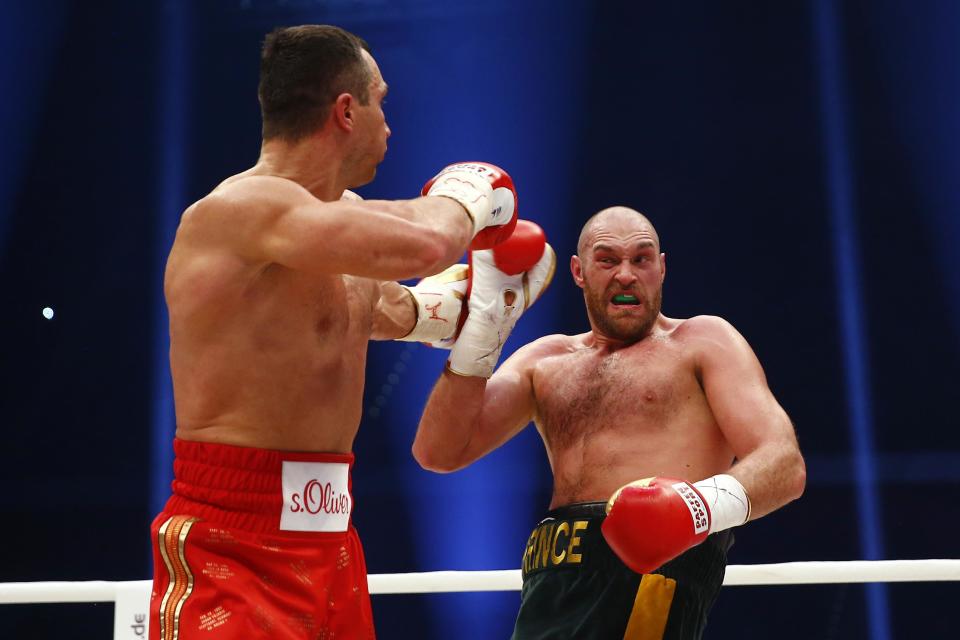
[
  {"xmin": 586, "ymin": 313, "xmax": 670, "ymax": 353},
  {"xmin": 256, "ymin": 134, "xmax": 348, "ymax": 202}
]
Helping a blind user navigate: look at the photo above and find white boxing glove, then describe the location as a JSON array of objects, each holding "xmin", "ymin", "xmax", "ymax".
[
  {"xmin": 396, "ymin": 265, "xmax": 469, "ymax": 346},
  {"xmin": 448, "ymin": 220, "xmax": 556, "ymax": 377},
  {"xmin": 422, "ymin": 162, "xmax": 519, "ymax": 249}
]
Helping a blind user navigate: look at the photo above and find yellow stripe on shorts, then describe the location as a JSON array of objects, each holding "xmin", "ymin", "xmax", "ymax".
[{"xmin": 622, "ymin": 573, "xmax": 677, "ymax": 640}]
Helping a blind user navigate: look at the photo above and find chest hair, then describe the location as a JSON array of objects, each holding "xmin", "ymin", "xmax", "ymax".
[{"xmin": 536, "ymin": 346, "xmax": 683, "ymax": 450}]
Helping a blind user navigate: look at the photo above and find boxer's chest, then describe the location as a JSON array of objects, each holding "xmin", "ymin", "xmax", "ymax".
[{"xmin": 533, "ymin": 340, "xmax": 700, "ymax": 448}]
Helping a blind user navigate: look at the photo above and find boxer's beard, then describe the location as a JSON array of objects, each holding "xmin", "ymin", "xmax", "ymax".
[{"xmin": 584, "ymin": 283, "xmax": 662, "ymax": 343}]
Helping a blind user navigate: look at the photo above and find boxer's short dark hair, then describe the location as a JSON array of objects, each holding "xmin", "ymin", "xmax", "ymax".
[{"xmin": 258, "ymin": 25, "xmax": 372, "ymax": 141}]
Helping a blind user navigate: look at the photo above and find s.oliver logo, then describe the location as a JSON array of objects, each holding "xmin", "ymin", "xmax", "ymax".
[
  {"xmin": 289, "ymin": 479, "xmax": 350, "ymax": 515},
  {"xmin": 280, "ymin": 461, "xmax": 351, "ymax": 532}
]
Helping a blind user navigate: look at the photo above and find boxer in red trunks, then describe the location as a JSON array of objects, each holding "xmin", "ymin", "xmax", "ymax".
[{"xmin": 152, "ymin": 24, "xmax": 527, "ymax": 639}]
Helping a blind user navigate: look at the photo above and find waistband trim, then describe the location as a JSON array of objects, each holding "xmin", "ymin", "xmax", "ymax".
[
  {"xmin": 542, "ymin": 501, "xmax": 608, "ymax": 522},
  {"xmin": 163, "ymin": 438, "xmax": 355, "ymax": 536}
]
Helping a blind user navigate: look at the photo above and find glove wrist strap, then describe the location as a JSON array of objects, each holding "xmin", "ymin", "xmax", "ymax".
[
  {"xmin": 446, "ymin": 317, "xmax": 506, "ymax": 378},
  {"xmin": 693, "ymin": 474, "xmax": 751, "ymax": 533},
  {"xmin": 425, "ymin": 168, "xmax": 495, "ymax": 235},
  {"xmin": 396, "ymin": 266, "xmax": 468, "ymax": 344}
]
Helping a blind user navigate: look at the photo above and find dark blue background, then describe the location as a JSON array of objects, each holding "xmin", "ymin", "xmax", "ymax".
[{"xmin": 2, "ymin": 1, "xmax": 958, "ymax": 638}]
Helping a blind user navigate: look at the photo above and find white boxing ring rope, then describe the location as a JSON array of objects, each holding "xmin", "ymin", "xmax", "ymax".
[
  {"xmin": 3, "ymin": 560, "xmax": 960, "ymax": 604},
  {"xmin": 2, "ymin": 561, "xmax": 959, "ymax": 638}
]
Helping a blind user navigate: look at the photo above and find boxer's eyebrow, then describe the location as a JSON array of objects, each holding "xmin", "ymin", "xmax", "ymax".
[{"xmin": 592, "ymin": 240, "xmax": 655, "ymax": 253}]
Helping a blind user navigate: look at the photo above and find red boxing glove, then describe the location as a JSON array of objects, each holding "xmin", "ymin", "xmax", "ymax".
[
  {"xmin": 601, "ymin": 477, "xmax": 711, "ymax": 575},
  {"xmin": 489, "ymin": 219, "xmax": 547, "ymax": 275},
  {"xmin": 422, "ymin": 162, "xmax": 519, "ymax": 249}
]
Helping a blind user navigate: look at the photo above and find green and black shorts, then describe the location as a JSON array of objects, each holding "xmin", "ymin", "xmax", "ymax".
[{"xmin": 511, "ymin": 502, "xmax": 733, "ymax": 640}]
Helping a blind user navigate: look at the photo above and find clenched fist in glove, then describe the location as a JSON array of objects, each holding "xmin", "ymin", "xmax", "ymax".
[
  {"xmin": 398, "ymin": 220, "xmax": 554, "ymax": 354},
  {"xmin": 446, "ymin": 219, "xmax": 556, "ymax": 377},
  {"xmin": 601, "ymin": 474, "xmax": 751, "ymax": 574},
  {"xmin": 422, "ymin": 162, "xmax": 519, "ymax": 249},
  {"xmin": 396, "ymin": 264, "xmax": 469, "ymax": 347}
]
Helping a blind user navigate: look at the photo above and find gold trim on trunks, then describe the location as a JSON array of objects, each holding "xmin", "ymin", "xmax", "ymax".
[{"xmin": 157, "ymin": 515, "xmax": 200, "ymax": 640}]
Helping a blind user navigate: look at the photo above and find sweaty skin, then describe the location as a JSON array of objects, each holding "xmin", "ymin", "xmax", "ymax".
[
  {"xmin": 167, "ymin": 50, "xmax": 471, "ymax": 453},
  {"xmin": 414, "ymin": 207, "xmax": 805, "ymax": 519}
]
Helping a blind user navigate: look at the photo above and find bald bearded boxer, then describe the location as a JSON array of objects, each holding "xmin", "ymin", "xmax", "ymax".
[
  {"xmin": 412, "ymin": 207, "xmax": 806, "ymax": 639},
  {"xmin": 151, "ymin": 25, "xmax": 523, "ymax": 640}
]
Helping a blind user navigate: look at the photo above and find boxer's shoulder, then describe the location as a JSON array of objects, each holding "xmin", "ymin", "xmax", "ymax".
[
  {"xmin": 668, "ymin": 315, "xmax": 751, "ymax": 369},
  {"xmin": 520, "ymin": 333, "xmax": 587, "ymax": 374},
  {"xmin": 667, "ymin": 314, "xmax": 737, "ymax": 342},
  {"xmin": 174, "ymin": 176, "xmax": 331, "ymax": 268},
  {"xmin": 527, "ymin": 332, "xmax": 582, "ymax": 357},
  {"xmin": 177, "ymin": 176, "xmax": 295, "ymax": 236},
  {"xmin": 205, "ymin": 174, "xmax": 316, "ymax": 213}
]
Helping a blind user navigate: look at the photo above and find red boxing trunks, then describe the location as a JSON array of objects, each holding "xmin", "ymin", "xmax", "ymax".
[{"xmin": 149, "ymin": 438, "xmax": 375, "ymax": 640}]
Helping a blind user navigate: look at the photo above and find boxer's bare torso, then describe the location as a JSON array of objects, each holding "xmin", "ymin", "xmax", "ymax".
[
  {"xmin": 528, "ymin": 316, "xmax": 735, "ymax": 508},
  {"xmin": 166, "ymin": 173, "xmax": 414, "ymax": 453}
]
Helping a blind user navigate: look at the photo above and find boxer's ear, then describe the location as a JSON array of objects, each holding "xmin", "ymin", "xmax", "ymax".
[
  {"xmin": 570, "ymin": 254, "xmax": 584, "ymax": 288},
  {"xmin": 333, "ymin": 93, "xmax": 354, "ymax": 131}
]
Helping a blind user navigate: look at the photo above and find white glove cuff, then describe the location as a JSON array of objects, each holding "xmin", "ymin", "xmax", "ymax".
[
  {"xmin": 425, "ymin": 166, "xmax": 496, "ymax": 234},
  {"xmin": 396, "ymin": 266, "xmax": 467, "ymax": 344},
  {"xmin": 693, "ymin": 474, "xmax": 751, "ymax": 533},
  {"xmin": 446, "ymin": 292, "xmax": 519, "ymax": 377}
]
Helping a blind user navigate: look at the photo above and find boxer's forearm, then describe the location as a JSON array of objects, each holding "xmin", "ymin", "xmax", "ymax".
[
  {"xmin": 363, "ymin": 197, "xmax": 473, "ymax": 273},
  {"xmin": 370, "ymin": 281, "xmax": 418, "ymax": 340},
  {"xmin": 412, "ymin": 371, "xmax": 487, "ymax": 472},
  {"xmin": 726, "ymin": 441, "xmax": 806, "ymax": 520}
]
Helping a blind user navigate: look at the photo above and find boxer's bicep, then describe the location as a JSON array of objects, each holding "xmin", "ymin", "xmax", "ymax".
[
  {"xmin": 697, "ymin": 317, "xmax": 805, "ymax": 517},
  {"xmin": 698, "ymin": 318, "xmax": 796, "ymax": 459}
]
